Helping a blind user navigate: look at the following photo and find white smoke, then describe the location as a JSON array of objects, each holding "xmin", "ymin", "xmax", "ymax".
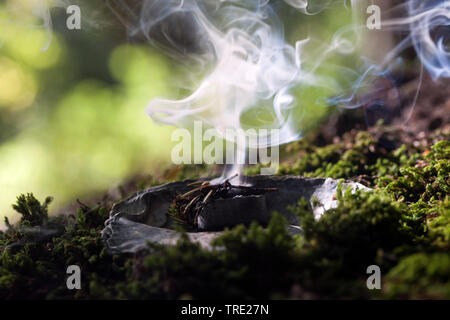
[
  {"xmin": 108, "ymin": 0, "xmax": 449, "ymax": 180},
  {"xmin": 382, "ymin": 0, "xmax": 449, "ymax": 79},
  {"xmin": 136, "ymin": 0, "xmax": 366, "ymax": 180}
]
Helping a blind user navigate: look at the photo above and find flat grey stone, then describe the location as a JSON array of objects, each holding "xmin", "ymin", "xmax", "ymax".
[
  {"xmin": 102, "ymin": 175, "xmax": 370, "ymax": 253},
  {"xmin": 198, "ymin": 194, "xmax": 270, "ymax": 231},
  {"xmin": 108, "ymin": 180, "xmax": 197, "ymax": 228},
  {"xmin": 102, "ymin": 213, "xmax": 223, "ymax": 253}
]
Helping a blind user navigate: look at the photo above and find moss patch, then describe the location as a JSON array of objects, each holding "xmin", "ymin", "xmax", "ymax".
[{"xmin": 1, "ymin": 127, "xmax": 449, "ymax": 299}]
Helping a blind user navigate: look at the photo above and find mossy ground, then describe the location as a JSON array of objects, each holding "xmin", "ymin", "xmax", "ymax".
[{"xmin": 1, "ymin": 125, "xmax": 449, "ymax": 299}]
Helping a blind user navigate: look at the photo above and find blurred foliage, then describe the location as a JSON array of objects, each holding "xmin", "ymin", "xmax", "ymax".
[{"xmin": 0, "ymin": 1, "xmax": 176, "ymax": 224}]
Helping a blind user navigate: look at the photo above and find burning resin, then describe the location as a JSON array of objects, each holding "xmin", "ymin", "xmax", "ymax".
[
  {"xmin": 169, "ymin": 175, "xmax": 278, "ymax": 231},
  {"xmin": 102, "ymin": 175, "xmax": 370, "ymax": 253}
]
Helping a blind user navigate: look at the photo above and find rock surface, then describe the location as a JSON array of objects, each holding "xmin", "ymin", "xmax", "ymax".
[
  {"xmin": 198, "ymin": 194, "xmax": 270, "ymax": 231},
  {"xmin": 102, "ymin": 214, "xmax": 223, "ymax": 253},
  {"xmin": 102, "ymin": 175, "xmax": 369, "ymax": 253}
]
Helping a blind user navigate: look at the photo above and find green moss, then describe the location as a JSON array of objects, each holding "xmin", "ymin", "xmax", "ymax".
[
  {"xmin": 1, "ymin": 131, "xmax": 449, "ymax": 299},
  {"xmin": 427, "ymin": 197, "xmax": 450, "ymax": 250},
  {"xmin": 385, "ymin": 141, "xmax": 450, "ymax": 203},
  {"xmin": 11, "ymin": 193, "xmax": 53, "ymax": 227},
  {"xmin": 289, "ymin": 190, "xmax": 414, "ymax": 297},
  {"xmin": 385, "ymin": 253, "xmax": 450, "ymax": 299},
  {"xmin": 0, "ymin": 194, "xmax": 127, "ymax": 299},
  {"xmin": 274, "ymin": 129, "xmax": 445, "ymax": 188}
]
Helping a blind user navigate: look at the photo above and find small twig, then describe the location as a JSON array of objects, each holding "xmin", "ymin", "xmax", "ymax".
[
  {"xmin": 224, "ymin": 173, "xmax": 239, "ymax": 184},
  {"xmin": 180, "ymin": 187, "xmax": 203, "ymax": 198},
  {"xmin": 187, "ymin": 181, "xmax": 204, "ymax": 187},
  {"xmin": 203, "ymin": 189, "xmax": 214, "ymax": 204},
  {"xmin": 76, "ymin": 199, "xmax": 90, "ymax": 212},
  {"xmin": 184, "ymin": 195, "xmax": 201, "ymax": 216}
]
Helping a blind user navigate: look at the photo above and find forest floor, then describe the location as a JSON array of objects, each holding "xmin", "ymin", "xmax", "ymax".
[{"xmin": 0, "ymin": 76, "xmax": 449, "ymax": 299}]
